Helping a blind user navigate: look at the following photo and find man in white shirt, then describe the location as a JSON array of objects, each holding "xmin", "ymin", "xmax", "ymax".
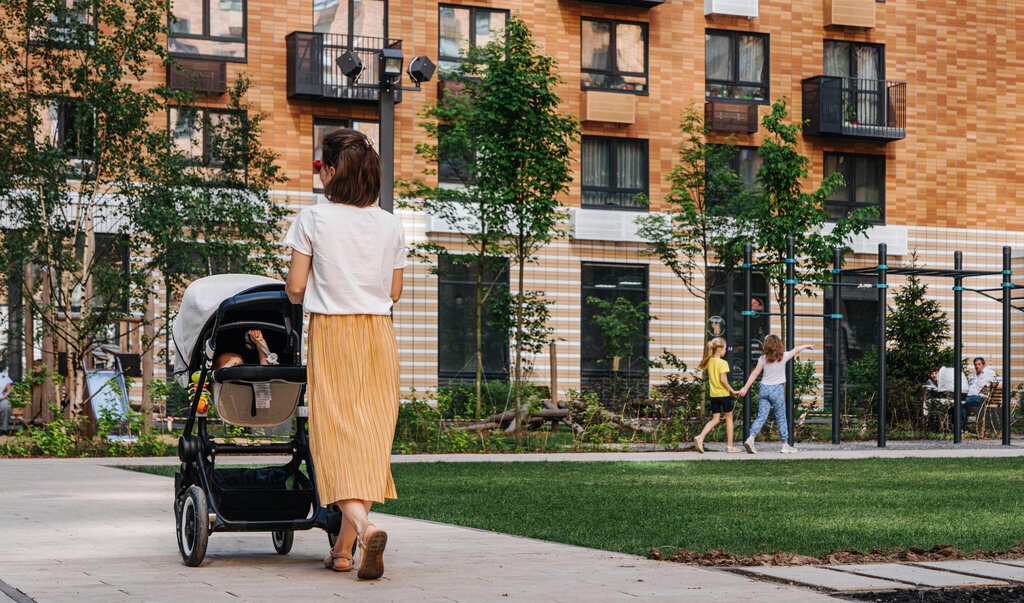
[
  {"xmin": 0, "ymin": 371, "xmax": 13, "ymax": 435},
  {"xmin": 963, "ymin": 357, "xmax": 997, "ymax": 421}
]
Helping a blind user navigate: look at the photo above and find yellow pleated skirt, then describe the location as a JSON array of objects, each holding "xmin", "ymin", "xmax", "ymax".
[{"xmin": 307, "ymin": 313, "xmax": 399, "ymax": 504}]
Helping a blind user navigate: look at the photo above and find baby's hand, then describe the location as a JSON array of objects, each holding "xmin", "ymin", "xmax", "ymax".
[{"xmin": 248, "ymin": 330, "xmax": 266, "ymax": 345}]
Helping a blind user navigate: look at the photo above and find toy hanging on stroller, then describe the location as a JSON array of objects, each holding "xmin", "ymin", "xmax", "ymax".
[{"xmin": 171, "ymin": 274, "xmax": 341, "ymax": 566}]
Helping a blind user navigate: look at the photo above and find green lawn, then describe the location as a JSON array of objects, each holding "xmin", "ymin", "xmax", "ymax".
[{"xmin": 132, "ymin": 458, "xmax": 1024, "ymax": 557}]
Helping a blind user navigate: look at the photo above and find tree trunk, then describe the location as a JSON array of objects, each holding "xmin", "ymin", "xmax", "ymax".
[
  {"xmin": 141, "ymin": 289, "xmax": 155, "ymax": 433},
  {"xmin": 514, "ymin": 251, "xmax": 525, "ymax": 436},
  {"xmin": 474, "ymin": 251, "xmax": 484, "ymax": 420}
]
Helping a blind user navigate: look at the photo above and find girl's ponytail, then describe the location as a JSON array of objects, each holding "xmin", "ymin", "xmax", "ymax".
[{"xmin": 698, "ymin": 337, "xmax": 727, "ymax": 371}]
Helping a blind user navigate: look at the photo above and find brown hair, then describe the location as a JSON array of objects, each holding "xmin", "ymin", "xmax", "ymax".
[
  {"xmin": 698, "ymin": 337, "xmax": 727, "ymax": 371},
  {"xmin": 321, "ymin": 128, "xmax": 380, "ymax": 207},
  {"xmin": 762, "ymin": 334, "xmax": 784, "ymax": 363}
]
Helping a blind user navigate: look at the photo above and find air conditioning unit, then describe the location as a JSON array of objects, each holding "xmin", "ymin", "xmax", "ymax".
[
  {"xmin": 168, "ymin": 58, "xmax": 228, "ymax": 95},
  {"xmin": 570, "ymin": 208, "xmax": 645, "ymax": 243},
  {"xmin": 705, "ymin": 100, "xmax": 759, "ymax": 134},
  {"xmin": 825, "ymin": 0, "xmax": 875, "ymax": 28},
  {"xmin": 704, "ymin": 0, "xmax": 758, "ymax": 19}
]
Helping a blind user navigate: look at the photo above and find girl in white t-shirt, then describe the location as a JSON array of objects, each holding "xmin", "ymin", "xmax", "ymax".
[{"xmin": 736, "ymin": 334, "xmax": 813, "ymax": 454}]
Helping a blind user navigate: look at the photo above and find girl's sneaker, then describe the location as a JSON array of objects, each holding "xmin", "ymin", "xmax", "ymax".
[
  {"xmin": 694, "ymin": 435, "xmax": 705, "ymax": 454},
  {"xmin": 743, "ymin": 437, "xmax": 756, "ymax": 454},
  {"xmin": 780, "ymin": 443, "xmax": 798, "ymax": 454}
]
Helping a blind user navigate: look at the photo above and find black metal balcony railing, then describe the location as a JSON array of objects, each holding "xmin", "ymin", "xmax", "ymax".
[
  {"xmin": 286, "ymin": 32, "xmax": 402, "ymax": 103},
  {"xmin": 802, "ymin": 76, "xmax": 906, "ymax": 142}
]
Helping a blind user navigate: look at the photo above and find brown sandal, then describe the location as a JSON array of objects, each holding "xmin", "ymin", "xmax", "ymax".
[
  {"xmin": 323, "ymin": 550, "xmax": 354, "ymax": 572},
  {"xmin": 356, "ymin": 523, "xmax": 388, "ymax": 580}
]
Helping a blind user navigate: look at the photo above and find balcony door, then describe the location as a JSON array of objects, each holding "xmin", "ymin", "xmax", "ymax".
[
  {"xmin": 313, "ymin": 0, "xmax": 387, "ymax": 96},
  {"xmin": 824, "ymin": 41, "xmax": 883, "ymax": 127}
]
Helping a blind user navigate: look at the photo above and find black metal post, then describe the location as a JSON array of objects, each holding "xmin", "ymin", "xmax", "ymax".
[
  {"xmin": 378, "ymin": 86, "xmax": 396, "ymax": 212},
  {"xmin": 953, "ymin": 251, "xmax": 963, "ymax": 444},
  {"xmin": 1003, "ymin": 246, "xmax": 1012, "ymax": 446},
  {"xmin": 743, "ymin": 244, "xmax": 753, "ymax": 441},
  {"xmin": 785, "ymin": 236, "xmax": 795, "ymax": 447},
  {"xmin": 832, "ymin": 247, "xmax": 842, "ymax": 445},
  {"xmin": 877, "ymin": 243, "xmax": 887, "ymax": 448}
]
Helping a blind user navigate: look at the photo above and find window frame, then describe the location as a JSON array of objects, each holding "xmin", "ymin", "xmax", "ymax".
[
  {"xmin": 823, "ymin": 152, "xmax": 886, "ymax": 223},
  {"xmin": 580, "ymin": 17, "xmax": 649, "ymax": 96},
  {"xmin": 436, "ymin": 256, "xmax": 511, "ymax": 382},
  {"xmin": 167, "ymin": 106, "xmax": 242, "ymax": 167},
  {"xmin": 823, "ymin": 39, "xmax": 885, "ymax": 80},
  {"xmin": 314, "ymin": 0, "xmax": 390, "ymax": 38},
  {"xmin": 437, "ymin": 4, "xmax": 509, "ymax": 70},
  {"xmin": 580, "ymin": 262, "xmax": 650, "ymax": 380},
  {"xmin": 28, "ymin": 0, "xmax": 97, "ymax": 48},
  {"xmin": 581, "ymin": 135, "xmax": 649, "ymax": 212},
  {"xmin": 704, "ymin": 29, "xmax": 770, "ymax": 105},
  {"xmin": 167, "ymin": 0, "xmax": 248, "ymax": 63}
]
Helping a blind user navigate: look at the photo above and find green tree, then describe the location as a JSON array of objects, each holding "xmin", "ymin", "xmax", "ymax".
[
  {"xmin": 635, "ymin": 102, "xmax": 747, "ymax": 346},
  {"xmin": 438, "ymin": 16, "xmax": 579, "ymax": 431},
  {"xmin": 398, "ymin": 54, "xmax": 510, "ymax": 419},
  {"xmin": 736, "ymin": 98, "xmax": 875, "ymax": 340},
  {"xmin": 884, "ymin": 253, "xmax": 952, "ymax": 385}
]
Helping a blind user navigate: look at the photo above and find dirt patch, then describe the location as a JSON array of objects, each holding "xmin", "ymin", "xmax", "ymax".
[
  {"xmin": 647, "ymin": 542, "xmax": 1024, "ymax": 567},
  {"xmin": 838, "ymin": 585, "xmax": 1024, "ymax": 602}
]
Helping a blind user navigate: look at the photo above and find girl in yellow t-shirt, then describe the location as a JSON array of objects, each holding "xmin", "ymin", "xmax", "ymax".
[{"xmin": 694, "ymin": 337, "xmax": 741, "ymax": 453}]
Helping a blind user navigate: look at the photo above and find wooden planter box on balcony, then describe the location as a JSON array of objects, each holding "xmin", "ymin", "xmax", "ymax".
[
  {"xmin": 705, "ymin": 100, "xmax": 759, "ymax": 134},
  {"xmin": 582, "ymin": 91, "xmax": 636, "ymax": 125},
  {"xmin": 825, "ymin": 0, "xmax": 875, "ymax": 28},
  {"xmin": 167, "ymin": 58, "xmax": 227, "ymax": 95}
]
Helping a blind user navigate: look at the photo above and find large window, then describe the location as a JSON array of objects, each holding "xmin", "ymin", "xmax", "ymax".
[
  {"xmin": 707, "ymin": 270, "xmax": 770, "ymax": 380},
  {"xmin": 313, "ymin": 118, "xmax": 379, "ymax": 191},
  {"xmin": 824, "ymin": 40, "xmax": 885, "ymax": 126},
  {"xmin": 581, "ymin": 136, "xmax": 648, "ymax": 210},
  {"xmin": 30, "ymin": 0, "xmax": 95, "ymax": 47},
  {"xmin": 168, "ymin": 0, "xmax": 246, "ymax": 60},
  {"xmin": 824, "ymin": 153, "xmax": 884, "ymax": 221},
  {"xmin": 36, "ymin": 99, "xmax": 95, "ymax": 159},
  {"xmin": 705, "ymin": 30, "xmax": 769, "ymax": 103},
  {"xmin": 169, "ymin": 107, "xmax": 243, "ymax": 165},
  {"xmin": 581, "ymin": 18, "xmax": 648, "ymax": 93},
  {"xmin": 438, "ymin": 5, "xmax": 507, "ymax": 75},
  {"xmin": 581, "ymin": 263, "xmax": 649, "ymax": 378},
  {"xmin": 438, "ymin": 257, "xmax": 509, "ymax": 381},
  {"xmin": 314, "ymin": 0, "xmax": 386, "ymax": 36}
]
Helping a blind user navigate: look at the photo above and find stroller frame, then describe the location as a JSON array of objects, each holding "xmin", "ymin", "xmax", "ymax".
[{"xmin": 173, "ymin": 283, "xmax": 341, "ymax": 566}]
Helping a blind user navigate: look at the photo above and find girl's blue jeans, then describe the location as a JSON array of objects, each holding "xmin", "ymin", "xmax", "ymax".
[{"xmin": 749, "ymin": 383, "xmax": 789, "ymax": 442}]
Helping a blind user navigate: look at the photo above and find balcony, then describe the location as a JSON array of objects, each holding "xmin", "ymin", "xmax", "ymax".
[
  {"xmin": 704, "ymin": 0, "xmax": 758, "ymax": 18},
  {"xmin": 286, "ymin": 32, "xmax": 402, "ymax": 103},
  {"xmin": 801, "ymin": 76, "xmax": 906, "ymax": 143},
  {"xmin": 705, "ymin": 100, "xmax": 758, "ymax": 133}
]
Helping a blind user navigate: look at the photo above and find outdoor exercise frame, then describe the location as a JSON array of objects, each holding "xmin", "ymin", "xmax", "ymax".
[{"xmin": 741, "ymin": 236, "xmax": 1016, "ymax": 448}]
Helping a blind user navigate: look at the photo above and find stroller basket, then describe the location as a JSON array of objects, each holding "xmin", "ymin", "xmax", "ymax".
[
  {"xmin": 212, "ymin": 465, "xmax": 314, "ymax": 522},
  {"xmin": 212, "ymin": 365, "xmax": 307, "ymax": 427}
]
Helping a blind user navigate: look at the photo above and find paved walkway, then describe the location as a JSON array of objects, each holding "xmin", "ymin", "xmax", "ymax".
[{"xmin": 3, "ymin": 449, "xmax": 1023, "ymax": 601}]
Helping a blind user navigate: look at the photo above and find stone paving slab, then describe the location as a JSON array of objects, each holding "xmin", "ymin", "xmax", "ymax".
[
  {"xmin": 739, "ymin": 565, "xmax": 914, "ymax": 591},
  {"xmin": 0, "ymin": 458, "xmax": 828, "ymax": 602},
  {"xmin": 828, "ymin": 563, "xmax": 1008, "ymax": 587},
  {"xmin": 913, "ymin": 560, "xmax": 1024, "ymax": 582},
  {"xmin": 997, "ymin": 559, "xmax": 1024, "ymax": 568}
]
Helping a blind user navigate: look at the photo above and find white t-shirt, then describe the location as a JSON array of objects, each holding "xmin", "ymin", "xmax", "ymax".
[
  {"xmin": 757, "ymin": 351, "xmax": 795, "ymax": 386},
  {"xmin": 283, "ymin": 203, "xmax": 407, "ymax": 315},
  {"xmin": 0, "ymin": 372, "xmax": 12, "ymax": 400},
  {"xmin": 967, "ymin": 367, "xmax": 997, "ymax": 397}
]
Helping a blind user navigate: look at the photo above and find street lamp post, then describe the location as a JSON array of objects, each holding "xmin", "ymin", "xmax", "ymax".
[{"xmin": 337, "ymin": 47, "xmax": 435, "ymax": 213}]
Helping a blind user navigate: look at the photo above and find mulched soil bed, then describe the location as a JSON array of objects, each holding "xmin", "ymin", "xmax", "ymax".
[
  {"xmin": 647, "ymin": 542, "xmax": 1024, "ymax": 567},
  {"xmin": 838, "ymin": 585, "xmax": 1024, "ymax": 602}
]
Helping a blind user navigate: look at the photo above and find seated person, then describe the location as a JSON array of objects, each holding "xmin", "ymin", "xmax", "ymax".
[
  {"xmin": 214, "ymin": 330, "xmax": 279, "ymax": 370},
  {"xmin": 962, "ymin": 357, "xmax": 998, "ymax": 420},
  {"xmin": 923, "ymin": 366, "xmax": 942, "ymax": 398}
]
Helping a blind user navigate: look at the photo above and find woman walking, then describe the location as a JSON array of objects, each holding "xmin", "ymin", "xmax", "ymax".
[
  {"xmin": 737, "ymin": 335, "xmax": 813, "ymax": 454},
  {"xmin": 284, "ymin": 129, "xmax": 406, "ymax": 579},
  {"xmin": 694, "ymin": 337, "xmax": 741, "ymax": 453}
]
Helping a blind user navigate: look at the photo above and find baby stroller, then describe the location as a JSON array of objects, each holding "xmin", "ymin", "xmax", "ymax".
[{"xmin": 171, "ymin": 274, "xmax": 341, "ymax": 566}]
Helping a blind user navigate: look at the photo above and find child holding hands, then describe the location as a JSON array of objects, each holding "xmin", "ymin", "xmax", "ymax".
[
  {"xmin": 694, "ymin": 337, "xmax": 742, "ymax": 453},
  {"xmin": 737, "ymin": 334, "xmax": 814, "ymax": 454}
]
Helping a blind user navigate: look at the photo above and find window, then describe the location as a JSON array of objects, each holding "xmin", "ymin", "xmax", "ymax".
[
  {"xmin": 437, "ymin": 257, "xmax": 509, "ymax": 381},
  {"xmin": 168, "ymin": 0, "xmax": 246, "ymax": 60},
  {"xmin": 705, "ymin": 30, "xmax": 769, "ymax": 103},
  {"xmin": 581, "ymin": 18, "xmax": 648, "ymax": 93},
  {"xmin": 30, "ymin": 0, "xmax": 95, "ymax": 47},
  {"xmin": 35, "ymin": 100, "xmax": 95, "ymax": 159},
  {"xmin": 438, "ymin": 5, "xmax": 507, "ymax": 75},
  {"xmin": 581, "ymin": 263, "xmax": 649, "ymax": 379},
  {"xmin": 824, "ymin": 153, "xmax": 884, "ymax": 221},
  {"xmin": 707, "ymin": 270, "xmax": 770, "ymax": 380},
  {"xmin": 581, "ymin": 137, "xmax": 648, "ymax": 210},
  {"xmin": 824, "ymin": 275, "xmax": 878, "ymax": 406},
  {"xmin": 169, "ymin": 107, "xmax": 237, "ymax": 165},
  {"xmin": 824, "ymin": 40, "xmax": 885, "ymax": 126},
  {"xmin": 313, "ymin": 118, "xmax": 379, "ymax": 191},
  {"xmin": 706, "ymin": 145, "xmax": 762, "ymax": 213},
  {"xmin": 314, "ymin": 0, "xmax": 386, "ymax": 37},
  {"xmin": 62, "ymin": 233, "xmax": 130, "ymax": 313}
]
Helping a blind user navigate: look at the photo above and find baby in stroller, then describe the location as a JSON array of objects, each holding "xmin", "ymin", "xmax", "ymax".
[{"xmin": 214, "ymin": 329, "xmax": 280, "ymax": 369}]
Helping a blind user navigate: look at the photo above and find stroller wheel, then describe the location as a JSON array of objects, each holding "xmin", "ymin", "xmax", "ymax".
[
  {"xmin": 272, "ymin": 530, "xmax": 294, "ymax": 555},
  {"xmin": 176, "ymin": 485, "xmax": 209, "ymax": 567}
]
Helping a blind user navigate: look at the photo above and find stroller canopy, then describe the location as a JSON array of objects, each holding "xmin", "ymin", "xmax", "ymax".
[{"xmin": 172, "ymin": 274, "xmax": 282, "ymax": 387}]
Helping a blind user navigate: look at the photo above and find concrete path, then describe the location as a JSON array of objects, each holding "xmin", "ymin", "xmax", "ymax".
[{"xmin": 0, "ymin": 457, "xmax": 827, "ymax": 602}]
